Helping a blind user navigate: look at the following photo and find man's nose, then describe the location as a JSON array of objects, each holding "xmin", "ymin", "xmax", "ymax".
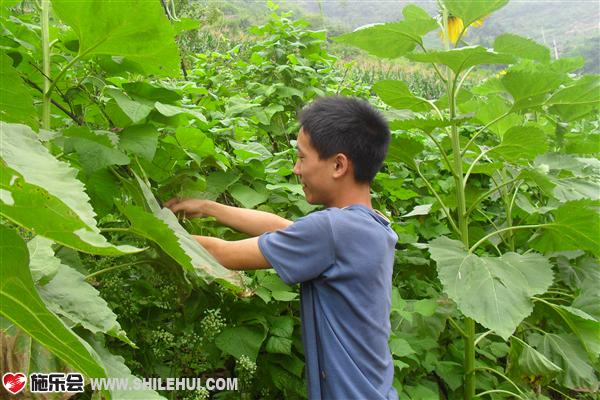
[{"xmin": 293, "ymin": 160, "xmax": 301, "ymax": 175}]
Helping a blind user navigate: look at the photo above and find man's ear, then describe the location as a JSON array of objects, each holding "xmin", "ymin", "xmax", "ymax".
[{"xmin": 332, "ymin": 153, "xmax": 350, "ymax": 178}]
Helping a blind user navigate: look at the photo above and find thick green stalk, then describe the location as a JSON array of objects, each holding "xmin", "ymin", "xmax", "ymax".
[
  {"xmin": 41, "ymin": 0, "xmax": 51, "ymax": 129},
  {"xmin": 441, "ymin": 6, "xmax": 475, "ymax": 399}
]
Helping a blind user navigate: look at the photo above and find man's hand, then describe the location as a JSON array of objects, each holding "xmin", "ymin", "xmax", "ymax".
[
  {"xmin": 165, "ymin": 197, "xmax": 292, "ymax": 237},
  {"xmin": 164, "ymin": 198, "xmax": 212, "ymax": 218}
]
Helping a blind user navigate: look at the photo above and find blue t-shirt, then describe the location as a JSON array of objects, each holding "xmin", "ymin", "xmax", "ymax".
[{"xmin": 258, "ymin": 205, "xmax": 398, "ymax": 400}]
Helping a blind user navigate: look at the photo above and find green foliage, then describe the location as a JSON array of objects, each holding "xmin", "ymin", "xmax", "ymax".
[
  {"xmin": 0, "ymin": 122, "xmax": 142, "ymax": 255},
  {"xmin": 334, "ymin": 5, "xmax": 438, "ymax": 58},
  {"xmin": 429, "ymin": 236, "xmax": 553, "ymax": 340},
  {"xmin": 52, "ymin": 0, "xmax": 181, "ymax": 76},
  {"xmin": 337, "ymin": 0, "xmax": 599, "ymax": 398},
  {"xmin": 1, "ymin": 0, "xmax": 598, "ymax": 399},
  {"xmin": 0, "ymin": 225, "xmax": 107, "ymax": 379}
]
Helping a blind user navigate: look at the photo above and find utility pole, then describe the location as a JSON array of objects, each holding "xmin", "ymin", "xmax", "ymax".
[{"xmin": 552, "ymin": 37, "xmax": 560, "ymax": 59}]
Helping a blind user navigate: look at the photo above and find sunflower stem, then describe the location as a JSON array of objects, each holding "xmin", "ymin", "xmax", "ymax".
[{"xmin": 41, "ymin": 0, "xmax": 51, "ymax": 129}]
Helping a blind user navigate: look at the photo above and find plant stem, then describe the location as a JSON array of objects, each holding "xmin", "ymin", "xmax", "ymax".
[
  {"xmin": 545, "ymin": 290, "xmax": 575, "ymax": 298},
  {"xmin": 99, "ymin": 227, "xmax": 132, "ymax": 233},
  {"xmin": 474, "ymin": 329, "xmax": 493, "ymax": 346},
  {"xmin": 469, "ymin": 224, "xmax": 547, "ymax": 253},
  {"xmin": 417, "ymin": 43, "xmax": 447, "ymax": 84},
  {"xmin": 455, "ymin": 66, "xmax": 475, "ymax": 96},
  {"xmin": 463, "ymin": 147, "xmax": 494, "ymax": 189},
  {"xmin": 465, "ymin": 178, "xmax": 521, "ymax": 217},
  {"xmin": 548, "ymin": 386, "xmax": 577, "ymax": 400},
  {"xmin": 415, "ymin": 162, "xmax": 461, "ymax": 236},
  {"xmin": 41, "ymin": 0, "xmax": 51, "ymax": 129},
  {"xmin": 506, "ymin": 178, "xmax": 523, "ymax": 251},
  {"xmin": 84, "ymin": 260, "xmax": 151, "ymax": 280},
  {"xmin": 22, "ymin": 76, "xmax": 82, "ymax": 124},
  {"xmin": 474, "ymin": 389, "xmax": 524, "ymax": 399},
  {"xmin": 461, "ymin": 112, "xmax": 510, "ymax": 157},
  {"xmin": 46, "ymin": 54, "xmax": 82, "ymax": 101},
  {"xmin": 421, "ymin": 130, "xmax": 456, "ymax": 178},
  {"xmin": 441, "ymin": 6, "xmax": 475, "ymax": 399},
  {"xmin": 472, "ymin": 367, "xmax": 525, "ymax": 396},
  {"xmin": 475, "ymin": 209, "xmax": 510, "ymax": 249},
  {"xmin": 448, "ymin": 317, "xmax": 467, "ymax": 338},
  {"xmin": 464, "ymin": 318, "xmax": 476, "ymax": 399}
]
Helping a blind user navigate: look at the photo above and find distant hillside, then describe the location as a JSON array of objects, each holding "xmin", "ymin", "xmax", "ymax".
[{"xmin": 282, "ymin": 0, "xmax": 599, "ymax": 72}]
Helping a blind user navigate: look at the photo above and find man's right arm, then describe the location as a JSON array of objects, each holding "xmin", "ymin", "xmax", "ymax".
[{"xmin": 164, "ymin": 198, "xmax": 292, "ymax": 237}]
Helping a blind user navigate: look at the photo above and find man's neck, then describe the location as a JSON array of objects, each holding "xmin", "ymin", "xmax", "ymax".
[{"xmin": 325, "ymin": 185, "xmax": 372, "ymax": 209}]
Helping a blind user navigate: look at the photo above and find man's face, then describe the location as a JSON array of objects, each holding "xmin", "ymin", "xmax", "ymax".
[{"xmin": 293, "ymin": 128, "xmax": 334, "ymax": 205}]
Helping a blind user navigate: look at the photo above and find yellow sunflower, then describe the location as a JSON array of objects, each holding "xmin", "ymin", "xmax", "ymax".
[
  {"xmin": 447, "ymin": 15, "xmax": 464, "ymax": 44},
  {"xmin": 440, "ymin": 15, "xmax": 487, "ymax": 45}
]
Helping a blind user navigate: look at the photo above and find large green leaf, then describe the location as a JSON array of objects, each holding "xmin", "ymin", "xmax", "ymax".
[
  {"xmin": 530, "ymin": 333, "xmax": 599, "ymax": 391},
  {"xmin": 373, "ymin": 80, "xmax": 431, "ymax": 112},
  {"xmin": 268, "ymin": 316, "xmax": 294, "ymax": 338},
  {"xmin": 118, "ymin": 124, "xmax": 159, "ymax": 161},
  {"xmin": 229, "ymin": 184, "xmax": 269, "ymax": 209},
  {"xmin": 520, "ymin": 154, "xmax": 600, "ymax": 202},
  {"xmin": 529, "ymin": 200, "xmax": 600, "ymax": 256},
  {"xmin": 63, "ymin": 126, "xmax": 130, "ymax": 173},
  {"xmin": 265, "ymin": 336, "xmax": 292, "ymax": 355},
  {"xmin": 546, "ymin": 75, "xmax": 600, "ymax": 107},
  {"xmin": 406, "ymin": 46, "xmax": 515, "ymax": 76},
  {"xmin": 428, "ymin": 236, "xmax": 553, "ymax": 340},
  {"xmin": 389, "ymin": 117, "xmax": 461, "ymax": 134},
  {"xmin": 0, "ymin": 225, "xmax": 107, "ymax": 379},
  {"xmin": 573, "ymin": 287, "xmax": 600, "ymax": 320},
  {"xmin": 176, "ymin": 127, "xmax": 215, "ymax": 159},
  {"xmin": 334, "ymin": 5, "xmax": 437, "ymax": 58},
  {"xmin": 229, "ymin": 140, "xmax": 272, "ymax": 162},
  {"xmin": 154, "ymin": 102, "xmax": 207, "ymax": 123},
  {"xmin": 517, "ymin": 340, "xmax": 562, "ymax": 377},
  {"xmin": 121, "ymin": 204, "xmax": 243, "ymax": 291},
  {"xmin": 0, "ymin": 122, "xmax": 141, "ymax": 255},
  {"xmin": 89, "ymin": 338, "xmax": 165, "ymax": 399},
  {"xmin": 215, "ymin": 325, "xmax": 267, "ymax": 363},
  {"xmin": 443, "ymin": 0, "xmax": 508, "ymax": 27},
  {"xmin": 386, "ymin": 137, "xmax": 425, "ymax": 169},
  {"xmin": 460, "ymin": 96, "xmax": 522, "ymax": 137},
  {"xmin": 85, "ymin": 168, "xmax": 120, "ymax": 217},
  {"xmin": 520, "ymin": 153, "xmax": 600, "ymax": 203},
  {"xmin": 500, "ymin": 69, "xmax": 567, "ymax": 111},
  {"xmin": 0, "ymin": 52, "xmax": 37, "ymax": 130},
  {"xmin": 27, "ymin": 236, "xmax": 60, "ymax": 285},
  {"xmin": 546, "ymin": 74, "xmax": 600, "ymax": 121},
  {"xmin": 31, "ymin": 237, "xmax": 134, "ymax": 346},
  {"xmin": 51, "ymin": 0, "xmax": 180, "ymax": 76},
  {"xmin": 489, "ymin": 126, "xmax": 548, "ymax": 162},
  {"xmin": 122, "ymin": 81, "xmax": 182, "ymax": 104},
  {"xmin": 105, "ymin": 88, "xmax": 153, "ymax": 124},
  {"xmin": 553, "ymin": 305, "xmax": 600, "ymax": 358},
  {"xmin": 129, "ymin": 173, "xmax": 245, "ymax": 291},
  {"xmin": 493, "ymin": 33, "xmax": 551, "ymax": 63}
]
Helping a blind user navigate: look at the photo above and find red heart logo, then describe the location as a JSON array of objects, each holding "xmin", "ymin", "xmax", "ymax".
[{"xmin": 2, "ymin": 372, "xmax": 27, "ymax": 395}]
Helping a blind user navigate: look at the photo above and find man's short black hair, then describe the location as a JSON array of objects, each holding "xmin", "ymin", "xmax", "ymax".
[{"xmin": 298, "ymin": 96, "xmax": 390, "ymax": 183}]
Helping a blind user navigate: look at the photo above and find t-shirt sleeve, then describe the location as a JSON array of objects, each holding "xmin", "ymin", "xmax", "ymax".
[{"xmin": 258, "ymin": 211, "xmax": 335, "ymax": 285}]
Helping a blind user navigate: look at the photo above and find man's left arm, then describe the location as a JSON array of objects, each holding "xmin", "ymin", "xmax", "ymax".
[{"xmin": 194, "ymin": 236, "xmax": 271, "ymax": 270}]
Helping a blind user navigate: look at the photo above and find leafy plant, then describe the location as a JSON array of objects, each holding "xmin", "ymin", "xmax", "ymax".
[
  {"xmin": 337, "ymin": 0, "xmax": 599, "ymax": 398},
  {"xmin": 1, "ymin": 0, "xmax": 598, "ymax": 399}
]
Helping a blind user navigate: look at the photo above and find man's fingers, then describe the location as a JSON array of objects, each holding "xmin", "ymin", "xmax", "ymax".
[
  {"xmin": 163, "ymin": 198, "xmax": 179, "ymax": 208},
  {"xmin": 169, "ymin": 202, "xmax": 187, "ymax": 214}
]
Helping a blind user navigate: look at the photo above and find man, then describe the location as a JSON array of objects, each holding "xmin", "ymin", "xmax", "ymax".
[{"xmin": 166, "ymin": 96, "xmax": 398, "ymax": 399}]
